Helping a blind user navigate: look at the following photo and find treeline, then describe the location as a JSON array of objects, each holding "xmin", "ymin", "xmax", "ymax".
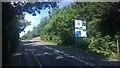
[{"xmin": 21, "ymin": 2, "xmax": 120, "ymax": 59}]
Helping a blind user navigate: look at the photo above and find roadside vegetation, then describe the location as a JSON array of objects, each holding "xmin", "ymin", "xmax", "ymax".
[
  {"xmin": 21, "ymin": 2, "xmax": 120, "ymax": 59},
  {"xmin": 3, "ymin": 2, "xmax": 57, "ymax": 66}
]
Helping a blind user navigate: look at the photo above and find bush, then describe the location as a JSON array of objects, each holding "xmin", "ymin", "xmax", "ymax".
[
  {"xmin": 110, "ymin": 53, "xmax": 120, "ymax": 59},
  {"xmin": 60, "ymin": 31, "xmax": 75, "ymax": 46},
  {"xmin": 88, "ymin": 35, "xmax": 117, "ymax": 57},
  {"xmin": 73, "ymin": 38, "xmax": 90, "ymax": 50},
  {"xmin": 52, "ymin": 36, "xmax": 61, "ymax": 44}
]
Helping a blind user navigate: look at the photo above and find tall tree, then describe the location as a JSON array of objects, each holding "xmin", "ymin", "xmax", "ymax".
[{"xmin": 2, "ymin": 2, "xmax": 57, "ymax": 66}]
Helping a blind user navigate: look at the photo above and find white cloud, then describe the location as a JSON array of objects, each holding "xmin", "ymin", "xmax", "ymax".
[
  {"xmin": 20, "ymin": 12, "xmax": 41, "ymax": 37},
  {"xmin": 20, "ymin": 32, "xmax": 25, "ymax": 38},
  {"xmin": 20, "ymin": 10, "xmax": 52, "ymax": 38},
  {"xmin": 19, "ymin": 26, "xmax": 33, "ymax": 37},
  {"xmin": 20, "ymin": 2, "xmax": 72, "ymax": 38}
]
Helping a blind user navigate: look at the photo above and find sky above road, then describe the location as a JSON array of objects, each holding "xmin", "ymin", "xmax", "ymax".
[{"xmin": 20, "ymin": 1, "xmax": 74, "ymax": 37}]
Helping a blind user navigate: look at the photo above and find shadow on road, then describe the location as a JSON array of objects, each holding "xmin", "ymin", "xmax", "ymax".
[
  {"xmin": 6, "ymin": 41, "xmax": 41, "ymax": 66},
  {"xmin": 6, "ymin": 41, "xmax": 120, "ymax": 67},
  {"xmin": 25, "ymin": 41, "xmax": 120, "ymax": 66}
]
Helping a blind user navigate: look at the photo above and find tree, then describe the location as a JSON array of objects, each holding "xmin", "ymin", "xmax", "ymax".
[
  {"xmin": 21, "ymin": 2, "xmax": 120, "ymax": 58},
  {"xmin": 2, "ymin": 2, "xmax": 58, "ymax": 66}
]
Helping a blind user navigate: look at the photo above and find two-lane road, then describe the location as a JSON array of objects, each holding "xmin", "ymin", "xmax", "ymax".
[
  {"xmin": 22, "ymin": 40, "xmax": 89, "ymax": 67},
  {"xmin": 6, "ymin": 40, "xmax": 120, "ymax": 68}
]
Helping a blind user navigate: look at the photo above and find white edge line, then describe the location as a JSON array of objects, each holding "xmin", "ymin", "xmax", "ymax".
[
  {"xmin": 27, "ymin": 45, "xmax": 43, "ymax": 68},
  {"xmin": 42, "ymin": 44, "xmax": 95, "ymax": 66}
]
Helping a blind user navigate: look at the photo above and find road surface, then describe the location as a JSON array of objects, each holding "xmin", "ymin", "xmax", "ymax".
[{"xmin": 6, "ymin": 40, "xmax": 120, "ymax": 68}]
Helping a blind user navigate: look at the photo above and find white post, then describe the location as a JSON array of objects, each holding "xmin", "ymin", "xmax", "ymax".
[{"xmin": 117, "ymin": 36, "xmax": 119, "ymax": 54}]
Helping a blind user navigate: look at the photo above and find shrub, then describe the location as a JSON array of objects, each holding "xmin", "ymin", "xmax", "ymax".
[
  {"xmin": 88, "ymin": 35, "xmax": 117, "ymax": 57},
  {"xmin": 73, "ymin": 37, "xmax": 90, "ymax": 50}
]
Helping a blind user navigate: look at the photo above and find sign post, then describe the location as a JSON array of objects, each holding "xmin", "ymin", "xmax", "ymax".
[{"xmin": 75, "ymin": 20, "xmax": 87, "ymax": 37}]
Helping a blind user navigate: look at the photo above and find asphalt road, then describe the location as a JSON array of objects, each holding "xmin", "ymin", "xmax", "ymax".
[{"xmin": 6, "ymin": 40, "xmax": 120, "ymax": 68}]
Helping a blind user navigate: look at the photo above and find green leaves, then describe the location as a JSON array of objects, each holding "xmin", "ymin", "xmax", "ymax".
[
  {"xmin": 88, "ymin": 35, "xmax": 117, "ymax": 57},
  {"xmin": 21, "ymin": 2, "xmax": 120, "ymax": 59}
]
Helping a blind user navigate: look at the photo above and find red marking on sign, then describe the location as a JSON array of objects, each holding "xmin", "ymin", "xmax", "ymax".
[{"xmin": 77, "ymin": 22, "xmax": 80, "ymax": 26}]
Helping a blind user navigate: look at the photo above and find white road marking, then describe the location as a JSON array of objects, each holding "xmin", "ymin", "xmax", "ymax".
[
  {"xmin": 26, "ymin": 44, "xmax": 43, "ymax": 68},
  {"xmin": 43, "ymin": 45, "xmax": 95, "ymax": 66},
  {"xmin": 56, "ymin": 55, "xmax": 63, "ymax": 59},
  {"xmin": 26, "ymin": 41, "xmax": 95, "ymax": 66}
]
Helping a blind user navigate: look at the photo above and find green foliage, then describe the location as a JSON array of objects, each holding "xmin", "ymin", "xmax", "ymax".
[
  {"xmin": 88, "ymin": 35, "xmax": 116, "ymax": 56},
  {"xmin": 2, "ymin": 2, "xmax": 57, "ymax": 65},
  {"xmin": 110, "ymin": 53, "xmax": 120, "ymax": 59},
  {"xmin": 60, "ymin": 31, "xmax": 75, "ymax": 45},
  {"xmin": 89, "ymin": 18, "xmax": 102, "ymax": 37},
  {"xmin": 73, "ymin": 38, "xmax": 90, "ymax": 50},
  {"xmin": 21, "ymin": 2, "xmax": 120, "ymax": 59}
]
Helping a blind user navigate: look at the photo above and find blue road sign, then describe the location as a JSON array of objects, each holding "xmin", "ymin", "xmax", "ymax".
[{"xmin": 75, "ymin": 31, "xmax": 81, "ymax": 37}]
